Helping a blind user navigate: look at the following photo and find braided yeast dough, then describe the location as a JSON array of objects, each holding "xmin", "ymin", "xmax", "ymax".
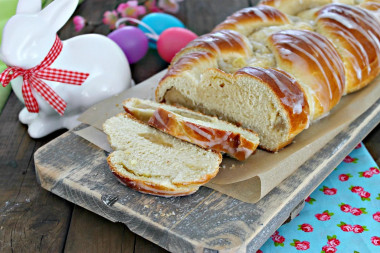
[{"xmin": 155, "ymin": 0, "xmax": 380, "ymax": 151}]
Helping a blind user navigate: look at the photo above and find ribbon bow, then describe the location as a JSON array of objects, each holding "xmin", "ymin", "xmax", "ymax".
[{"xmin": 0, "ymin": 36, "xmax": 89, "ymax": 115}]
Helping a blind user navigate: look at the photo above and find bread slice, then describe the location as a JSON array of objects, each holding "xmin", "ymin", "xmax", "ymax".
[
  {"xmin": 156, "ymin": 67, "xmax": 310, "ymax": 151},
  {"xmin": 103, "ymin": 113, "xmax": 222, "ymax": 197},
  {"xmin": 123, "ymin": 98, "xmax": 260, "ymax": 161}
]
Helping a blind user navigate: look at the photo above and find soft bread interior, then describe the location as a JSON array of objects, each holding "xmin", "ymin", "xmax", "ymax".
[
  {"xmin": 123, "ymin": 98, "xmax": 260, "ymax": 146},
  {"xmin": 103, "ymin": 114, "xmax": 221, "ymax": 191},
  {"xmin": 107, "ymin": 151, "xmax": 199, "ymax": 195},
  {"xmin": 161, "ymin": 69, "xmax": 292, "ymax": 151}
]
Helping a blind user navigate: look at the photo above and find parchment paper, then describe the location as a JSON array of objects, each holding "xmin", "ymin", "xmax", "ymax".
[{"xmin": 77, "ymin": 69, "xmax": 380, "ymax": 203}]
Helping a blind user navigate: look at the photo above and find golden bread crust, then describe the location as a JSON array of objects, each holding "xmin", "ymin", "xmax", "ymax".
[
  {"xmin": 155, "ymin": 51, "xmax": 217, "ymax": 102},
  {"xmin": 171, "ymin": 30, "xmax": 252, "ymax": 66},
  {"xmin": 360, "ymin": 0, "xmax": 380, "ymax": 11},
  {"xmin": 315, "ymin": 4, "xmax": 380, "ymax": 93},
  {"xmin": 268, "ymin": 29, "xmax": 345, "ymax": 119},
  {"xmin": 213, "ymin": 5, "xmax": 290, "ymax": 35},
  {"xmin": 235, "ymin": 67, "xmax": 310, "ymax": 150},
  {"xmin": 148, "ymin": 107, "xmax": 259, "ymax": 160}
]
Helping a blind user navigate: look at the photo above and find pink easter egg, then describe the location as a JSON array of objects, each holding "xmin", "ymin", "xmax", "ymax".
[{"xmin": 157, "ymin": 27, "xmax": 197, "ymax": 63}]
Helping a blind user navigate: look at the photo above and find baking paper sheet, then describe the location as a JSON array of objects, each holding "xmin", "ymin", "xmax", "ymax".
[{"xmin": 77, "ymin": 69, "xmax": 380, "ymax": 203}]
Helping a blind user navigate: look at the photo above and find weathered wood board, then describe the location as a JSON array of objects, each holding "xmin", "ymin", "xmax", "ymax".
[
  {"xmin": 0, "ymin": 94, "xmax": 73, "ymax": 253},
  {"xmin": 34, "ymin": 96, "xmax": 379, "ymax": 252}
]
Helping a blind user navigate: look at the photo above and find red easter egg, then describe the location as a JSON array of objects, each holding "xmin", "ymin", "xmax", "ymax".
[{"xmin": 157, "ymin": 27, "xmax": 197, "ymax": 62}]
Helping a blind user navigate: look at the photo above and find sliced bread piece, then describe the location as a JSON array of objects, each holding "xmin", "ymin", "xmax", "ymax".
[
  {"xmin": 103, "ymin": 113, "xmax": 222, "ymax": 197},
  {"xmin": 123, "ymin": 98, "xmax": 260, "ymax": 161}
]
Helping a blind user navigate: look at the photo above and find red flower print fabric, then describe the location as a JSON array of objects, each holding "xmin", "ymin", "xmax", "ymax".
[
  {"xmin": 338, "ymin": 174, "xmax": 352, "ymax": 181},
  {"xmin": 315, "ymin": 210, "xmax": 334, "ymax": 221},
  {"xmin": 321, "ymin": 235, "xmax": 340, "ymax": 252},
  {"xmin": 339, "ymin": 203, "xmax": 367, "ymax": 216},
  {"xmin": 320, "ymin": 186, "xmax": 338, "ymax": 195},
  {"xmin": 259, "ymin": 144, "xmax": 380, "ymax": 252},
  {"xmin": 298, "ymin": 223, "xmax": 313, "ymax": 232},
  {"xmin": 271, "ymin": 231, "xmax": 285, "ymax": 247},
  {"xmin": 290, "ymin": 239, "xmax": 310, "ymax": 250},
  {"xmin": 371, "ymin": 236, "xmax": 380, "ymax": 246}
]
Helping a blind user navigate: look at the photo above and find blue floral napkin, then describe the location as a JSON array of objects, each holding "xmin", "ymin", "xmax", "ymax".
[{"xmin": 259, "ymin": 143, "xmax": 380, "ymax": 253}]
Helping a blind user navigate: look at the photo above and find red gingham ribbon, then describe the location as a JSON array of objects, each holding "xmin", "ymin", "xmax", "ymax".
[{"xmin": 0, "ymin": 36, "xmax": 89, "ymax": 115}]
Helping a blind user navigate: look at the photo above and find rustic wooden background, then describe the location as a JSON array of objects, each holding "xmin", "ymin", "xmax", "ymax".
[{"xmin": 0, "ymin": 0, "xmax": 379, "ymax": 252}]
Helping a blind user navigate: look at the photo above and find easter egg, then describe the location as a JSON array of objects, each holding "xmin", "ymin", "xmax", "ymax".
[
  {"xmin": 108, "ymin": 26, "xmax": 148, "ymax": 64},
  {"xmin": 157, "ymin": 27, "xmax": 198, "ymax": 63},
  {"xmin": 139, "ymin": 13, "xmax": 184, "ymax": 48}
]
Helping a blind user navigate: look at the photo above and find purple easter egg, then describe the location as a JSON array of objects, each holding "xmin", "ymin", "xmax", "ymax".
[{"xmin": 108, "ymin": 26, "xmax": 148, "ymax": 64}]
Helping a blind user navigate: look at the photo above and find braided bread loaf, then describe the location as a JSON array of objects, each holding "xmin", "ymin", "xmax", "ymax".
[{"xmin": 155, "ymin": 0, "xmax": 380, "ymax": 151}]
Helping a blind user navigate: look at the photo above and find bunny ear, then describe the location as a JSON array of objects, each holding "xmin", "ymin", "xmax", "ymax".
[
  {"xmin": 16, "ymin": 0, "xmax": 41, "ymax": 14},
  {"xmin": 38, "ymin": 0, "xmax": 78, "ymax": 32}
]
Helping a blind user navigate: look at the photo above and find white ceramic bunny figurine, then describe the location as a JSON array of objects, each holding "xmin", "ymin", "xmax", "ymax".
[{"xmin": 0, "ymin": 0, "xmax": 132, "ymax": 138}]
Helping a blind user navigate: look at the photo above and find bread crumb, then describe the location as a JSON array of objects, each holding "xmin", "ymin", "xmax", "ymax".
[
  {"xmin": 229, "ymin": 164, "xmax": 236, "ymax": 170},
  {"xmin": 130, "ymin": 159, "xmax": 137, "ymax": 165}
]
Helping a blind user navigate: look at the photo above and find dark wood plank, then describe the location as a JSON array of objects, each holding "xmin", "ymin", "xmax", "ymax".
[
  {"xmin": 131, "ymin": 49, "xmax": 169, "ymax": 84},
  {"xmin": 0, "ymin": 93, "xmax": 73, "ymax": 252},
  {"xmin": 182, "ymin": 0, "xmax": 251, "ymax": 35},
  {"xmin": 249, "ymin": 0, "xmax": 261, "ymax": 6},
  {"xmin": 64, "ymin": 206, "xmax": 136, "ymax": 253},
  {"xmin": 363, "ymin": 123, "xmax": 380, "ymax": 165},
  {"xmin": 135, "ymin": 235, "xmax": 169, "ymax": 253}
]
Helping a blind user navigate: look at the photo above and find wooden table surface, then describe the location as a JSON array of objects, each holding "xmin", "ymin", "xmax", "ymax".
[{"xmin": 0, "ymin": 0, "xmax": 379, "ymax": 252}]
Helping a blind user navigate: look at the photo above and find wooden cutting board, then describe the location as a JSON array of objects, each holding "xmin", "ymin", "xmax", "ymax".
[{"xmin": 34, "ymin": 92, "xmax": 380, "ymax": 252}]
